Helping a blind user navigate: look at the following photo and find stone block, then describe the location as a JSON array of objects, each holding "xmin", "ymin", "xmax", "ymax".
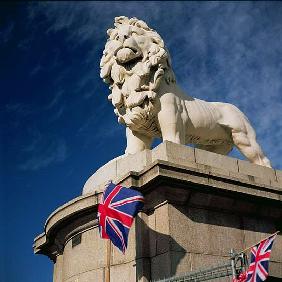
[
  {"xmin": 64, "ymin": 268, "xmax": 104, "ymax": 282},
  {"xmin": 232, "ymin": 200, "xmax": 257, "ymax": 215},
  {"xmin": 190, "ymin": 253, "xmax": 228, "ymax": 272},
  {"xmin": 83, "ymin": 150, "xmax": 152, "ymax": 194},
  {"xmin": 148, "ymin": 212, "xmax": 157, "ymax": 257},
  {"xmin": 135, "ymin": 213, "xmax": 150, "ymax": 259},
  {"xmin": 155, "ymin": 203, "xmax": 170, "ymax": 254},
  {"xmin": 229, "ymin": 171, "xmax": 251, "ymax": 183},
  {"xmin": 237, "ymin": 159, "xmax": 276, "ymax": 184},
  {"xmin": 150, "ymin": 251, "xmax": 191, "ymax": 280},
  {"xmin": 168, "ymin": 204, "xmax": 244, "ymax": 256},
  {"xmin": 195, "ymin": 148, "xmax": 239, "ymax": 175},
  {"xmin": 242, "ymin": 217, "xmax": 281, "ymax": 262},
  {"xmin": 276, "ymin": 169, "xmax": 282, "ymax": 183},
  {"xmin": 53, "ymin": 254, "xmax": 63, "ymax": 282},
  {"xmin": 116, "ymin": 149, "xmax": 152, "ymax": 179},
  {"xmin": 150, "ymin": 251, "xmax": 171, "ymax": 280},
  {"xmin": 160, "ymin": 164, "xmax": 210, "ymax": 186},
  {"xmin": 188, "ymin": 192, "xmax": 214, "ymax": 207},
  {"xmin": 274, "ymin": 170, "xmax": 282, "ymax": 191},
  {"xmin": 152, "ymin": 141, "xmax": 196, "ymax": 168},
  {"xmin": 143, "ymin": 188, "xmax": 168, "ymax": 211},
  {"xmin": 270, "ymin": 179, "xmax": 282, "ymax": 190},
  {"xmin": 110, "ymin": 261, "xmax": 136, "ymax": 282},
  {"xmin": 171, "ymin": 251, "xmax": 191, "ymax": 276},
  {"xmin": 63, "ymin": 227, "xmax": 106, "ymax": 280},
  {"xmin": 136, "ymin": 258, "xmax": 151, "ymax": 282},
  {"xmin": 271, "ymin": 233, "xmax": 282, "ymax": 263},
  {"xmin": 260, "ymin": 205, "xmax": 282, "ymax": 219},
  {"xmin": 189, "ymin": 192, "xmax": 235, "ymax": 211},
  {"xmin": 269, "ymin": 261, "xmax": 282, "ymax": 278}
]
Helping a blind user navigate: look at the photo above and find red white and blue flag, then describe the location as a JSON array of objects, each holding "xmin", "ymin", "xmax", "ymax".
[
  {"xmin": 98, "ymin": 182, "xmax": 144, "ymax": 253},
  {"xmin": 245, "ymin": 233, "xmax": 277, "ymax": 282}
]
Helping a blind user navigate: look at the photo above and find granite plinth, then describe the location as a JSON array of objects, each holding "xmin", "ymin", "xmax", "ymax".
[{"xmin": 34, "ymin": 142, "xmax": 282, "ymax": 281}]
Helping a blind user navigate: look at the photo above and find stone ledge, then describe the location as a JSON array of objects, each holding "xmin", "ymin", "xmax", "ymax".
[
  {"xmin": 119, "ymin": 160, "xmax": 282, "ymax": 204},
  {"xmin": 33, "ymin": 192, "xmax": 101, "ymax": 260},
  {"xmin": 35, "ymin": 151, "xmax": 282, "ymax": 261},
  {"xmin": 82, "ymin": 141, "xmax": 282, "ymax": 195}
]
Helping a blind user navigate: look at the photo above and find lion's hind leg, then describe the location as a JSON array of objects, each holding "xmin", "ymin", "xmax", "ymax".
[
  {"xmin": 231, "ymin": 126, "xmax": 271, "ymax": 167},
  {"xmin": 215, "ymin": 103, "xmax": 271, "ymax": 167}
]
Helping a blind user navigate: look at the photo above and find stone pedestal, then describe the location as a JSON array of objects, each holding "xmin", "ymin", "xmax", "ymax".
[{"xmin": 34, "ymin": 142, "xmax": 282, "ymax": 282}]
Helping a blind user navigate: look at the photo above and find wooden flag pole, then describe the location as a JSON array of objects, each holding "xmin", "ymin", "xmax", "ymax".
[
  {"xmin": 105, "ymin": 240, "xmax": 112, "ymax": 282},
  {"xmin": 237, "ymin": 231, "xmax": 280, "ymax": 255}
]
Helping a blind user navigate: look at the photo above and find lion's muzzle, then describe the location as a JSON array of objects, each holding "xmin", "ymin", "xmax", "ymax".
[
  {"xmin": 116, "ymin": 48, "xmax": 138, "ymax": 63},
  {"xmin": 115, "ymin": 37, "xmax": 141, "ymax": 64}
]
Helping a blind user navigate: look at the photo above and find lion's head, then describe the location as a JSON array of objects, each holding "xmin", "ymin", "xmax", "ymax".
[{"xmin": 100, "ymin": 16, "xmax": 175, "ymax": 135}]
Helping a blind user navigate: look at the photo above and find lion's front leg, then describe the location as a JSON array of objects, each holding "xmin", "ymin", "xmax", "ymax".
[
  {"xmin": 158, "ymin": 94, "xmax": 185, "ymax": 144},
  {"xmin": 125, "ymin": 127, "xmax": 153, "ymax": 155}
]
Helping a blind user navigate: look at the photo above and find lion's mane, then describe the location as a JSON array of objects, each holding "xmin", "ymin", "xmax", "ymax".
[{"xmin": 100, "ymin": 16, "xmax": 176, "ymax": 136}]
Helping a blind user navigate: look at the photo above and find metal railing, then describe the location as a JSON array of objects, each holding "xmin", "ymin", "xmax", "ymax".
[
  {"xmin": 151, "ymin": 249, "xmax": 249, "ymax": 282},
  {"xmin": 151, "ymin": 261, "xmax": 233, "ymax": 282}
]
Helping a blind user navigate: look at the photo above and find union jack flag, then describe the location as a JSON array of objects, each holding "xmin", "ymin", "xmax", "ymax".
[
  {"xmin": 98, "ymin": 182, "xmax": 144, "ymax": 253},
  {"xmin": 245, "ymin": 233, "xmax": 277, "ymax": 282}
]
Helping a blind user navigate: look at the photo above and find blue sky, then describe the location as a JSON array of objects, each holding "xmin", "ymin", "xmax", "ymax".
[{"xmin": 1, "ymin": 2, "xmax": 282, "ymax": 281}]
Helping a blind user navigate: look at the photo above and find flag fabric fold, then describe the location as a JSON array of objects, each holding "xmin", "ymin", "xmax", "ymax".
[
  {"xmin": 245, "ymin": 233, "xmax": 277, "ymax": 282},
  {"xmin": 98, "ymin": 182, "xmax": 144, "ymax": 253}
]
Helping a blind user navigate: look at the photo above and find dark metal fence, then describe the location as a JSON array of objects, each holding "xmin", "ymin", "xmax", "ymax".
[
  {"xmin": 151, "ymin": 261, "xmax": 233, "ymax": 282},
  {"xmin": 151, "ymin": 251, "xmax": 248, "ymax": 282}
]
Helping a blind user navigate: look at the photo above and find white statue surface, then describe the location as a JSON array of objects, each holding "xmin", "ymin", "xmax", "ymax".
[{"xmin": 100, "ymin": 16, "xmax": 271, "ymax": 167}]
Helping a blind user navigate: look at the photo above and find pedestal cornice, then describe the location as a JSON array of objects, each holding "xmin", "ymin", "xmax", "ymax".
[{"xmin": 34, "ymin": 142, "xmax": 282, "ymax": 262}]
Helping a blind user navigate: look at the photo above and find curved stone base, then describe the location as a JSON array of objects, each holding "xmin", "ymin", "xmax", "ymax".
[{"xmin": 33, "ymin": 192, "xmax": 149, "ymax": 282}]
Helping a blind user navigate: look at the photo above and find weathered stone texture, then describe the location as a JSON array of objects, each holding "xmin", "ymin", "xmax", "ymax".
[
  {"xmin": 53, "ymin": 255, "xmax": 63, "ymax": 282},
  {"xmin": 169, "ymin": 205, "xmax": 244, "ymax": 256},
  {"xmin": 110, "ymin": 261, "xmax": 136, "ymax": 282},
  {"xmin": 34, "ymin": 143, "xmax": 282, "ymax": 281},
  {"xmin": 64, "ymin": 268, "xmax": 104, "ymax": 282},
  {"xmin": 63, "ymin": 228, "xmax": 106, "ymax": 280}
]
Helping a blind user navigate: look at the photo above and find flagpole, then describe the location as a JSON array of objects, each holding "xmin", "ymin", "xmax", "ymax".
[
  {"xmin": 105, "ymin": 240, "xmax": 112, "ymax": 282},
  {"xmin": 237, "ymin": 230, "xmax": 280, "ymax": 255}
]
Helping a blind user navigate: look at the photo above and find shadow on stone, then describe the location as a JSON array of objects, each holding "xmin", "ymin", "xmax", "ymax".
[
  {"xmin": 135, "ymin": 215, "xmax": 186, "ymax": 282},
  {"xmin": 173, "ymin": 201, "xmax": 278, "ymax": 234}
]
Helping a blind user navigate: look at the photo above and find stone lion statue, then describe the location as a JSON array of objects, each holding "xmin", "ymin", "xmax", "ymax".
[{"xmin": 100, "ymin": 16, "xmax": 271, "ymax": 167}]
